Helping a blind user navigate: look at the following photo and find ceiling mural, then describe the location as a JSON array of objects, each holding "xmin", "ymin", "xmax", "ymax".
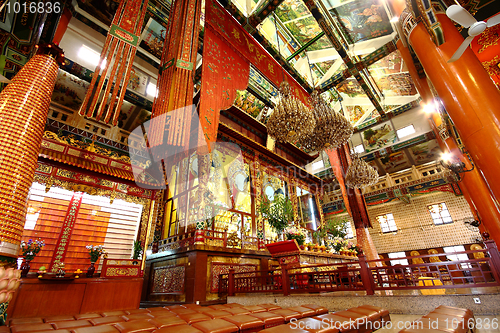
[
  {"xmin": 344, "ymin": 105, "xmax": 376, "ymax": 126},
  {"xmin": 362, "ymin": 120, "xmax": 397, "ymax": 153},
  {"xmin": 52, "ymin": 70, "xmax": 90, "ymax": 111},
  {"xmin": 127, "ymin": 67, "xmax": 149, "ymax": 97},
  {"xmin": 233, "ymin": 90, "xmax": 267, "ymax": 119},
  {"xmin": 408, "ymin": 140, "xmax": 442, "ymax": 166},
  {"xmin": 328, "ymin": 0, "xmax": 393, "ymax": 44},
  {"xmin": 337, "ymin": 78, "xmax": 367, "ymax": 97},
  {"xmin": 378, "ymin": 150, "xmax": 412, "ymax": 174}
]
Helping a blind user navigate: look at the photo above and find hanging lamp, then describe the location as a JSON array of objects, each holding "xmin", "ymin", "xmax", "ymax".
[
  {"xmin": 345, "ymin": 153, "xmax": 379, "ymax": 189},
  {"xmin": 299, "ymin": 90, "xmax": 353, "ymax": 152},
  {"xmin": 266, "ymin": 14, "xmax": 315, "ymax": 144},
  {"xmin": 267, "ymin": 81, "xmax": 316, "ymax": 143}
]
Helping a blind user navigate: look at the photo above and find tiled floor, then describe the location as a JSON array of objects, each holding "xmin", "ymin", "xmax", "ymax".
[{"xmin": 375, "ymin": 314, "xmax": 500, "ymax": 333}]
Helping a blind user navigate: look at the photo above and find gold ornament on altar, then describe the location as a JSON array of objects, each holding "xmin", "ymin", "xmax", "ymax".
[
  {"xmin": 267, "ymin": 82, "xmax": 315, "ymax": 144},
  {"xmin": 298, "ymin": 90, "xmax": 353, "ymax": 152},
  {"xmin": 345, "ymin": 154, "xmax": 379, "ymax": 189}
]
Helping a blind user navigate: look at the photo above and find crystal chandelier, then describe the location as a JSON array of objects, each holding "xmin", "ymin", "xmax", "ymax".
[
  {"xmin": 345, "ymin": 154, "xmax": 379, "ymax": 189},
  {"xmin": 267, "ymin": 81, "xmax": 316, "ymax": 143},
  {"xmin": 299, "ymin": 90, "xmax": 353, "ymax": 152}
]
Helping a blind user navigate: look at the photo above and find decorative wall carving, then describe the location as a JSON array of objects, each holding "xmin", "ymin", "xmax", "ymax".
[
  {"xmin": 152, "ymin": 265, "xmax": 185, "ymax": 293},
  {"xmin": 210, "ymin": 262, "xmax": 257, "ymax": 293}
]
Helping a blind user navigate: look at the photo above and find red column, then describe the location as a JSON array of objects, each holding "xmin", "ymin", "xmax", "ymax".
[
  {"xmin": 52, "ymin": 8, "xmax": 72, "ymax": 44},
  {"xmin": 397, "ymin": 31, "xmax": 500, "ymax": 246},
  {"xmin": 0, "ymin": 44, "xmax": 64, "ymax": 259},
  {"xmin": 328, "ymin": 145, "xmax": 380, "ymax": 263},
  {"xmin": 409, "ymin": 14, "xmax": 500, "ymax": 207}
]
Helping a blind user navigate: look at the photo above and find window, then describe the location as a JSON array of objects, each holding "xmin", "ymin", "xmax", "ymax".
[
  {"xmin": 388, "ymin": 252, "xmax": 409, "ymax": 266},
  {"xmin": 353, "ymin": 144, "xmax": 364, "ymax": 154},
  {"xmin": 311, "ymin": 160, "xmax": 324, "ymax": 171},
  {"xmin": 345, "ymin": 221, "xmax": 354, "ymax": 239},
  {"xmin": 78, "ymin": 45, "xmax": 106, "ymax": 67},
  {"xmin": 376, "ymin": 213, "xmax": 398, "ymax": 233},
  {"xmin": 147, "ymin": 83, "xmax": 158, "ymax": 97},
  {"xmin": 396, "ymin": 125, "xmax": 415, "ymax": 139},
  {"xmin": 427, "ymin": 203, "xmax": 453, "ymax": 225},
  {"xmin": 443, "ymin": 245, "xmax": 471, "ymax": 268}
]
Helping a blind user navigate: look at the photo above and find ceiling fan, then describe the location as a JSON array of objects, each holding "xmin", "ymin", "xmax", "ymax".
[{"xmin": 446, "ymin": 4, "xmax": 500, "ymax": 62}]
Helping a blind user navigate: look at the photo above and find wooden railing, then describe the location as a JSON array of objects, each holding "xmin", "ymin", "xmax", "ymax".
[
  {"xmin": 222, "ymin": 239, "xmax": 500, "ymax": 296},
  {"xmin": 219, "ymin": 267, "xmax": 284, "ymax": 297},
  {"xmin": 288, "ymin": 262, "xmax": 365, "ymax": 294},
  {"xmin": 368, "ymin": 248, "xmax": 500, "ymax": 291},
  {"xmin": 158, "ymin": 231, "xmax": 196, "ymax": 252},
  {"xmin": 158, "ymin": 230, "xmax": 274, "ymax": 253}
]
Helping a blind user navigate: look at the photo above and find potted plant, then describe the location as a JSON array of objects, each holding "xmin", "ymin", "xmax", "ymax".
[
  {"xmin": 19, "ymin": 238, "xmax": 45, "ymax": 277},
  {"xmin": 86, "ymin": 244, "xmax": 106, "ymax": 278},
  {"xmin": 132, "ymin": 240, "xmax": 143, "ymax": 264},
  {"xmin": 258, "ymin": 194, "xmax": 294, "ymax": 239}
]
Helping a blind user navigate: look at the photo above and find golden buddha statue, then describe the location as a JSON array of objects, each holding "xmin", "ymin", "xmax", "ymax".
[
  {"xmin": 411, "ymin": 250, "xmax": 425, "ymax": 265},
  {"xmin": 470, "ymin": 244, "xmax": 485, "ymax": 260},
  {"xmin": 428, "ymin": 249, "xmax": 442, "ymax": 263}
]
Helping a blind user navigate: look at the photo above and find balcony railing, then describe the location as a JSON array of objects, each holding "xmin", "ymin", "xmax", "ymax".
[{"xmin": 220, "ymin": 239, "xmax": 500, "ymax": 296}]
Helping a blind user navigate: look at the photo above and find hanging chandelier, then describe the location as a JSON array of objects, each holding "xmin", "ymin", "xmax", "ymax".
[
  {"xmin": 299, "ymin": 90, "xmax": 353, "ymax": 152},
  {"xmin": 267, "ymin": 81, "xmax": 316, "ymax": 144},
  {"xmin": 345, "ymin": 154, "xmax": 379, "ymax": 189}
]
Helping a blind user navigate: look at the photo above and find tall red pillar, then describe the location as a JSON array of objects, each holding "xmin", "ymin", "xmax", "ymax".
[
  {"xmin": 407, "ymin": 13, "xmax": 500, "ymax": 209},
  {"xmin": 328, "ymin": 146, "xmax": 380, "ymax": 263},
  {"xmin": 0, "ymin": 44, "xmax": 64, "ymax": 261},
  {"xmin": 397, "ymin": 11, "xmax": 500, "ymax": 245}
]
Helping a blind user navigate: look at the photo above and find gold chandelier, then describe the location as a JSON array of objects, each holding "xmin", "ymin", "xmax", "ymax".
[
  {"xmin": 345, "ymin": 154, "xmax": 379, "ymax": 189},
  {"xmin": 299, "ymin": 90, "xmax": 353, "ymax": 152},
  {"xmin": 267, "ymin": 81, "xmax": 315, "ymax": 143}
]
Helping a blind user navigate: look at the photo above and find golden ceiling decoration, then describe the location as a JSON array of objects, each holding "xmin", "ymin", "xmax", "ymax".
[
  {"xmin": 345, "ymin": 154, "xmax": 379, "ymax": 189},
  {"xmin": 299, "ymin": 90, "xmax": 353, "ymax": 152},
  {"xmin": 266, "ymin": 81, "xmax": 315, "ymax": 144}
]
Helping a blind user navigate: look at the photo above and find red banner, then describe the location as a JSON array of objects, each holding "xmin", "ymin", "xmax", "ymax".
[
  {"xmin": 205, "ymin": 0, "xmax": 310, "ymax": 105},
  {"xmin": 199, "ymin": 0, "xmax": 312, "ymax": 150},
  {"xmin": 49, "ymin": 192, "xmax": 84, "ymax": 272},
  {"xmin": 199, "ymin": 27, "xmax": 250, "ymax": 146}
]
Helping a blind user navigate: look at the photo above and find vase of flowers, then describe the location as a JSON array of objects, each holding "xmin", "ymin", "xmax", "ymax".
[
  {"xmin": 86, "ymin": 245, "xmax": 106, "ymax": 277},
  {"xmin": 284, "ymin": 226, "xmax": 306, "ymax": 246},
  {"xmin": 20, "ymin": 239, "xmax": 45, "ymax": 277}
]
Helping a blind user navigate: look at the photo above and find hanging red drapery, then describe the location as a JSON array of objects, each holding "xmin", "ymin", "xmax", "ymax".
[
  {"xmin": 199, "ymin": 0, "xmax": 312, "ymax": 152},
  {"xmin": 79, "ymin": 0, "xmax": 149, "ymax": 126},
  {"xmin": 198, "ymin": 27, "xmax": 250, "ymax": 150}
]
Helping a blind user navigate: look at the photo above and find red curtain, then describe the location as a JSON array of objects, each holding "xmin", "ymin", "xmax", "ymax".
[{"xmin": 198, "ymin": 27, "xmax": 250, "ymax": 150}]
